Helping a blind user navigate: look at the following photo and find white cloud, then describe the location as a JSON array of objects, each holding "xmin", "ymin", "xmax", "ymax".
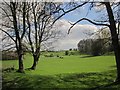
[
  {"xmin": 94, "ymin": 3, "xmax": 105, "ymax": 12},
  {"xmin": 0, "ymin": 18, "xmax": 99, "ymax": 51},
  {"xmin": 54, "ymin": 19, "xmax": 98, "ymax": 50}
]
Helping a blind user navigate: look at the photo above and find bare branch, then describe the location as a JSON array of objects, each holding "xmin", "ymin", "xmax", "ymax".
[
  {"xmin": 52, "ymin": 2, "xmax": 88, "ymax": 26},
  {"xmin": 21, "ymin": 2, "xmax": 26, "ymax": 40},
  {"xmin": 2, "ymin": 42, "xmax": 15, "ymax": 49},
  {"xmin": 2, "ymin": 46, "xmax": 16, "ymax": 51},
  {"xmin": 68, "ymin": 18, "xmax": 110, "ymax": 34},
  {"xmin": 0, "ymin": 6, "xmax": 13, "ymax": 22},
  {"xmin": 94, "ymin": 20, "xmax": 109, "ymax": 23},
  {"xmin": 0, "ymin": 24, "xmax": 14, "ymax": 29},
  {"xmin": 26, "ymin": 10, "xmax": 34, "ymax": 53},
  {"xmin": 0, "ymin": 28, "xmax": 15, "ymax": 43}
]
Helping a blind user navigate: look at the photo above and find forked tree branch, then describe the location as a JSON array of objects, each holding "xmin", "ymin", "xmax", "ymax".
[{"xmin": 68, "ymin": 18, "xmax": 110, "ymax": 34}]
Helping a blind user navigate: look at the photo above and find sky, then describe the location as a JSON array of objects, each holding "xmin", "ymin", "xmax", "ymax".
[
  {"xmin": 0, "ymin": 2, "xmax": 100, "ymax": 51},
  {"xmin": 1, "ymin": 1, "xmax": 116, "ymax": 51},
  {"xmin": 53, "ymin": 3, "xmax": 104, "ymax": 50}
]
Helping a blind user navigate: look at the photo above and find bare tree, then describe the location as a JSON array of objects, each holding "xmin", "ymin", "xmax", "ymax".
[
  {"xmin": 0, "ymin": 1, "xmax": 27, "ymax": 72},
  {"xmin": 25, "ymin": 2, "xmax": 62, "ymax": 70}
]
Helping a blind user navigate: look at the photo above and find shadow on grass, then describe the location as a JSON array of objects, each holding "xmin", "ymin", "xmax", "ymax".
[
  {"xmin": 80, "ymin": 55, "xmax": 97, "ymax": 58},
  {"xmin": 2, "ymin": 69, "xmax": 120, "ymax": 90},
  {"xmin": 109, "ymin": 65, "xmax": 116, "ymax": 69}
]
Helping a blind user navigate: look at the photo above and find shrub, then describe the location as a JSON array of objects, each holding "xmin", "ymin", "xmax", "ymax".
[
  {"xmin": 49, "ymin": 54, "xmax": 54, "ymax": 57},
  {"xmin": 44, "ymin": 53, "xmax": 54, "ymax": 57},
  {"xmin": 2, "ymin": 51, "xmax": 18, "ymax": 60},
  {"xmin": 65, "ymin": 51, "xmax": 69, "ymax": 55},
  {"xmin": 70, "ymin": 52, "xmax": 74, "ymax": 55},
  {"xmin": 56, "ymin": 55, "xmax": 59, "ymax": 57}
]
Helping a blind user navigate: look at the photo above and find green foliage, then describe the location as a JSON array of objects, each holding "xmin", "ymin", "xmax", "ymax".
[
  {"xmin": 78, "ymin": 39, "xmax": 113, "ymax": 56},
  {"xmin": 49, "ymin": 53, "xmax": 54, "ymax": 57},
  {"xmin": 69, "ymin": 48, "xmax": 72, "ymax": 51},
  {"xmin": 70, "ymin": 52, "xmax": 74, "ymax": 55},
  {"xmin": 44, "ymin": 53, "xmax": 54, "ymax": 57},
  {"xmin": 65, "ymin": 51, "xmax": 69, "ymax": 55},
  {"xmin": 91, "ymin": 39, "xmax": 104, "ymax": 56}
]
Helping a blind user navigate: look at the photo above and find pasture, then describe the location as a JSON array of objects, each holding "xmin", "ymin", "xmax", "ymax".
[
  {"xmin": 2, "ymin": 53, "xmax": 116, "ymax": 75},
  {"xmin": 2, "ymin": 53, "xmax": 120, "ymax": 89}
]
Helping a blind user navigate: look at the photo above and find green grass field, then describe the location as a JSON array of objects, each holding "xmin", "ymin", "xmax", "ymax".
[
  {"xmin": 2, "ymin": 54, "xmax": 116, "ymax": 75},
  {"xmin": 2, "ymin": 53, "xmax": 120, "ymax": 89}
]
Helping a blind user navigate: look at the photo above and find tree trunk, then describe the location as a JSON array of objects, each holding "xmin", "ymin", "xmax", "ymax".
[
  {"xmin": 113, "ymin": 39, "xmax": 120, "ymax": 82},
  {"xmin": 17, "ymin": 42, "xmax": 24, "ymax": 72},
  {"xmin": 30, "ymin": 55, "xmax": 39, "ymax": 70},
  {"xmin": 17, "ymin": 52, "xmax": 24, "ymax": 73},
  {"xmin": 105, "ymin": 2, "xmax": 120, "ymax": 82},
  {"xmin": 109, "ymin": 26, "xmax": 120, "ymax": 82}
]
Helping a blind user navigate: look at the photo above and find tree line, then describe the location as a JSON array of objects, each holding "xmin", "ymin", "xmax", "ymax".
[
  {"xmin": 78, "ymin": 27, "xmax": 114, "ymax": 56},
  {"xmin": 78, "ymin": 38, "xmax": 113, "ymax": 56}
]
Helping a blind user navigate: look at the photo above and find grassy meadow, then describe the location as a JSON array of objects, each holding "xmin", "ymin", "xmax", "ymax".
[
  {"xmin": 2, "ymin": 53, "xmax": 116, "ymax": 75},
  {"xmin": 2, "ymin": 52, "xmax": 120, "ymax": 89}
]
